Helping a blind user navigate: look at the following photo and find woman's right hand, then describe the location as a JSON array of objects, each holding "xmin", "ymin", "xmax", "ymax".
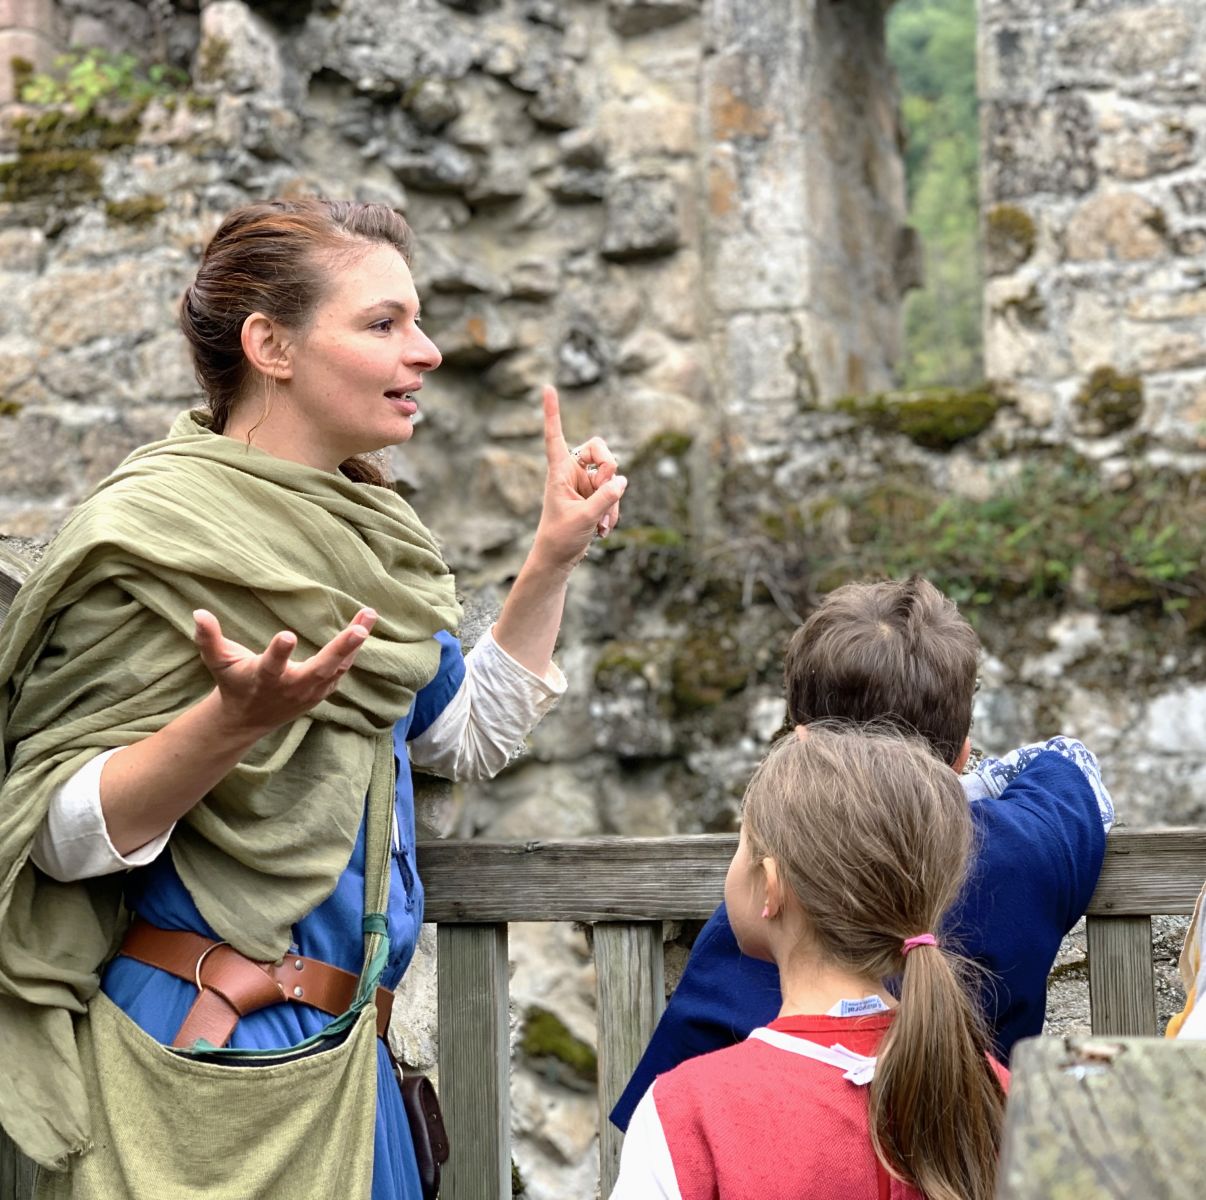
[{"xmin": 192, "ymin": 607, "xmax": 378, "ymax": 737}]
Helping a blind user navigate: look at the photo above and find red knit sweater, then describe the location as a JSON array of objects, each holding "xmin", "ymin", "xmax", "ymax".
[{"xmin": 631, "ymin": 1014, "xmax": 1008, "ymax": 1200}]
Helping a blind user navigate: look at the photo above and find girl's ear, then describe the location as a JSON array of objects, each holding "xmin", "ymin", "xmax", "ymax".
[
  {"xmin": 241, "ymin": 312, "xmax": 294, "ymax": 381},
  {"xmin": 762, "ymin": 855, "xmax": 784, "ymax": 920}
]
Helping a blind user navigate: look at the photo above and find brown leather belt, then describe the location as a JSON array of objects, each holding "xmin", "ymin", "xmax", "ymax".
[{"xmin": 119, "ymin": 917, "xmax": 394, "ymax": 1050}]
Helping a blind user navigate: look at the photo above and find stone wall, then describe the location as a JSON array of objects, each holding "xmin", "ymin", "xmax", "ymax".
[
  {"xmin": 980, "ymin": 0, "xmax": 1206, "ymax": 450},
  {"xmin": 1, "ymin": 1, "xmax": 1205, "ymax": 1196}
]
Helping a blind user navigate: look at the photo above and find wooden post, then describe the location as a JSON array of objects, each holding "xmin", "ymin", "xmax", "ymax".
[
  {"xmin": 1087, "ymin": 915, "xmax": 1157, "ymax": 1036},
  {"xmin": 0, "ymin": 1130, "xmax": 35, "ymax": 1200},
  {"xmin": 999, "ymin": 1036, "xmax": 1206, "ymax": 1198},
  {"xmin": 594, "ymin": 922, "xmax": 665, "ymax": 1197},
  {"xmin": 437, "ymin": 923, "xmax": 510, "ymax": 1200}
]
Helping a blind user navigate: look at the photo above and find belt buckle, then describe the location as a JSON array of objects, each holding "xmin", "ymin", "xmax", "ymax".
[{"xmin": 193, "ymin": 940, "xmax": 230, "ymax": 991}]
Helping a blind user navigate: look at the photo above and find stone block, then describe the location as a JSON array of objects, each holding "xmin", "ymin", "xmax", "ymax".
[
  {"xmin": 601, "ymin": 173, "xmax": 683, "ymax": 261},
  {"xmin": 423, "ymin": 299, "xmax": 517, "ymax": 367},
  {"xmin": 195, "ymin": 1, "xmax": 285, "ymax": 99},
  {"xmin": 0, "ymin": 28, "xmax": 54, "ymax": 104},
  {"xmin": 0, "ymin": 0, "xmax": 57, "ymax": 36},
  {"xmin": 478, "ymin": 445, "xmax": 544, "ymax": 517},
  {"xmin": 982, "ymin": 96, "xmax": 1098, "ymax": 202},
  {"xmin": 1056, "ymin": 9, "xmax": 1195, "ymax": 81},
  {"xmin": 710, "ymin": 233, "xmax": 808, "ymax": 312},
  {"xmin": 1065, "ymin": 191, "xmax": 1171, "ymax": 262},
  {"xmin": 608, "ymin": 0, "xmax": 700, "ymax": 38}
]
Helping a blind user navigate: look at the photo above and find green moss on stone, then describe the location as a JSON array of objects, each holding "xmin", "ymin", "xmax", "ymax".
[
  {"xmin": 197, "ymin": 36, "xmax": 231, "ymax": 85},
  {"xmin": 594, "ymin": 644, "xmax": 649, "ymax": 689},
  {"xmin": 511, "ymin": 1158, "xmax": 526, "ymax": 1196},
  {"xmin": 105, "ymin": 194, "xmax": 166, "ymax": 226},
  {"xmin": 185, "ymin": 92, "xmax": 217, "ymax": 112},
  {"xmin": 0, "ymin": 149, "xmax": 101, "ymax": 204},
  {"xmin": 985, "ymin": 203, "xmax": 1037, "ymax": 274},
  {"xmin": 1073, "ymin": 367, "xmax": 1143, "ymax": 436},
  {"xmin": 0, "ymin": 397, "xmax": 23, "ymax": 416},
  {"xmin": 10, "ymin": 104, "xmax": 145, "ymax": 152},
  {"xmin": 837, "ymin": 386, "xmax": 1002, "ymax": 450},
  {"xmin": 670, "ymin": 630, "xmax": 748, "ymax": 712},
  {"xmin": 631, "ymin": 430, "xmax": 694, "ymax": 468},
  {"xmin": 520, "ymin": 1007, "xmax": 597, "ymax": 1087}
]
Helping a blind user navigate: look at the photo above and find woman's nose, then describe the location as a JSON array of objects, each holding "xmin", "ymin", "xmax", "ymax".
[{"xmin": 407, "ymin": 328, "xmax": 442, "ymax": 373}]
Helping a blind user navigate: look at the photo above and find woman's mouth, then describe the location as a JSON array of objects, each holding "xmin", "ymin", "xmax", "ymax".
[{"xmin": 386, "ymin": 389, "xmax": 418, "ymax": 415}]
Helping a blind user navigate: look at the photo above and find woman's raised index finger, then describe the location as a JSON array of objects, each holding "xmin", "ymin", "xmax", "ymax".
[{"xmin": 542, "ymin": 384, "xmax": 569, "ymax": 467}]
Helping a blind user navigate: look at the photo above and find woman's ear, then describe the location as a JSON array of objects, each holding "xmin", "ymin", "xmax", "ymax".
[
  {"xmin": 952, "ymin": 736, "xmax": 972, "ymax": 775},
  {"xmin": 240, "ymin": 312, "xmax": 294, "ymax": 381}
]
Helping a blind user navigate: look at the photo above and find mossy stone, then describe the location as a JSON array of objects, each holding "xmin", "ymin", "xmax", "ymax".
[
  {"xmin": 985, "ymin": 203, "xmax": 1037, "ymax": 275},
  {"xmin": 197, "ymin": 36, "xmax": 231, "ymax": 85},
  {"xmin": 0, "ymin": 398, "xmax": 23, "ymax": 417},
  {"xmin": 670, "ymin": 630, "xmax": 748, "ymax": 712},
  {"xmin": 594, "ymin": 642, "xmax": 650, "ymax": 690},
  {"xmin": 1073, "ymin": 367, "xmax": 1143, "ymax": 437},
  {"xmin": 10, "ymin": 105, "xmax": 145, "ymax": 153},
  {"xmin": 0, "ymin": 149, "xmax": 101, "ymax": 205},
  {"xmin": 836, "ymin": 386, "xmax": 1002, "ymax": 451},
  {"xmin": 520, "ymin": 1006, "xmax": 597, "ymax": 1090},
  {"xmin": 105, "ymin": 195, "xmax": 166, "ymax": 226}
]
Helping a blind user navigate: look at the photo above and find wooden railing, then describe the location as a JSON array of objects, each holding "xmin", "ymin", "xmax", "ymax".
[
  {"xmin": 1, "ymin": 829, "xmax": 1205, "ymax": 1197},
  {"xmin": 417, "ymin": 826, "xmax": 1206, "ymax": 1198}
]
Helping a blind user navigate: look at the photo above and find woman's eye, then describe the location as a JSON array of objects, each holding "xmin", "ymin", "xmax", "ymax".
[{"xmin": 370, "ymin": 317, "xmax": 395, "ymax": 333}]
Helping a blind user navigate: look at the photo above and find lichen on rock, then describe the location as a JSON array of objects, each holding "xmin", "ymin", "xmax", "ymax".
[
  {"xmin": 1072, "ymin": 366, "xmax": 1144, "ymax": 437},
  {"xmin": 836, "ymin": 386, "xmax": 1003, "ymax": 450}
]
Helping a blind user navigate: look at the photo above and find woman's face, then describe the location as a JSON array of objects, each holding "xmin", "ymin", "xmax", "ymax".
[
  {"xmin": 724, "ymin": 824, "xmax": 773, "ymax": 962},
  {"xmin": 283, "ymin": 242, "xmax": 442, "ymax": 463}
]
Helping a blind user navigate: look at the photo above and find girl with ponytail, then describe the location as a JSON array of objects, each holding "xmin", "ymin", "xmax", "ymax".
[{"xmin": 611, "ymin": 725, "xmax": 1008, "ymax": 1200}]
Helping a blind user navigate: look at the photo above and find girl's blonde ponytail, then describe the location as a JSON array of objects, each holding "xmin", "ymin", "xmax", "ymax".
[{"xmin": 870, "ymin": 944, "xmax": 1006, "ymax": 1200}]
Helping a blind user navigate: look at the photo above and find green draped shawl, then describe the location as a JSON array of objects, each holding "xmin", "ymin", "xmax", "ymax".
[{"xmin": 0, "ymin": 411, "xmax": 460, "ymax": 1168}]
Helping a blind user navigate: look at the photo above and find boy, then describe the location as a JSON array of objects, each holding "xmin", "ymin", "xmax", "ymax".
[{"xmin": 611, "ymin": 576, "xmax": 1113, "ymax": 1130}]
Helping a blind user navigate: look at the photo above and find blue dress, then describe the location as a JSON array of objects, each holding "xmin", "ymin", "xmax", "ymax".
[{"xmin": 101, "ymin": 632, "xmax": 466, "ymax": 1199}]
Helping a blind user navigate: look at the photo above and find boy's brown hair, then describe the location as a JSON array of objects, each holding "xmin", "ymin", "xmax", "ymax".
[{"xmin": 784, "ymin": 576, "xmax": 979, "ymax": 766}]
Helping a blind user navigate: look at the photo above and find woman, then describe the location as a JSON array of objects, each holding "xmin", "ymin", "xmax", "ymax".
[{"xmin": 0, "ymin": 198, "xmax": 625, "ymax": 1198}]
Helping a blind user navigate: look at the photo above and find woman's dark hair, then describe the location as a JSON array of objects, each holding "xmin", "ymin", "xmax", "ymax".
[{"xmin": 179, "ymin": 197, "xmax": 417, "ymax": 486}]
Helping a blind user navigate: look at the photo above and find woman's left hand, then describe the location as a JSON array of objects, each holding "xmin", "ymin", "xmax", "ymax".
[{"xmin": 534, "ymin": 385, "xmax": 627, "ymax": 571}]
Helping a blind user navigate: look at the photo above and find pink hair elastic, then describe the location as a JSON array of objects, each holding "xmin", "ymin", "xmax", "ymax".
[{"xmin": 901, "ymin": 934, "xmax": 938, "ymax": 956}]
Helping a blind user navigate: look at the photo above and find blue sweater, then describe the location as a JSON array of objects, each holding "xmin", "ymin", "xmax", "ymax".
[{"xmin": 610, "ymin": 750, "xmax": 1107, "ymax": 1131}]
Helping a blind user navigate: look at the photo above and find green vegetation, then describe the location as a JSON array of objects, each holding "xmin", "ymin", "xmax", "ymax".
[
  {"xmin": 19, "ymin": 49, "xmax": 187, "ymax": 116},
  {"xmin": 887, "ymin": 0, "xmax": 981, "ymax": 388},
  {"xmin": 0, "ymin": 149, "xmax": 101, "ymax": 204},
  {"xmin": 520, "ymin": 1007, "xmax": 597, "ymax": 1089},
  {"xmin": 105, "ymin": 195, "xmax": 167, "ymax": 226},
  {"xmin": 836, "ymin": 385, "xmax": 1002, "ymax": 450},
  {"xmin": 985, "ymin": 204, "xmax": 1037, "ymax": 275},
  {"xmin": 827, "ymin": 458, "xmax": 1205, "ymax": 616},
  {"xmin": 1073, "ymin": 367, "xmax": 1144, "ymax": 436}
]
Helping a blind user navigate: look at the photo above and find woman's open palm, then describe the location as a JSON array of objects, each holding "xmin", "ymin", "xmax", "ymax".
[{"xmin": 192, "ymin": 607, "xmax": 378, "ymax": 734}]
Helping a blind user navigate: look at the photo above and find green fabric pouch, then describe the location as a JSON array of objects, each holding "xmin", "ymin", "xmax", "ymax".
[{"xmin": 35, "ymin": 734, "xmax": 397, "ymax": 1200}]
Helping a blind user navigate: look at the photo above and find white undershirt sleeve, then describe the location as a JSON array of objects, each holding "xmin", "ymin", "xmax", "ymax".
[
  {"xmin": 31, "ymin": 627, "xmax": 566, "ymax": 882},
  {"xmin": 29, "ymin": 748, "xmax": 174, "ymax": 883},
  {"xmin": 609, "ymin": 1087, "xmax": 682, "ymax": 1200},
  {"xmin": 406, "ymin": 626, "xmax": 566, "ymax": 782}
]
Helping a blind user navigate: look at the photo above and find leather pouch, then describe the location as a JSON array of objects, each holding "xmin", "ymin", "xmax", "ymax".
[{"xmin": 395, "ymin": 1067, "xmax": 450, "ymax": 1199}]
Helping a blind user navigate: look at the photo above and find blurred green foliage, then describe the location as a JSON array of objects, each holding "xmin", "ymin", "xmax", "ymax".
[{"xmin": 887, "ymin": 0, "xmax": 982, "ymax": 388}]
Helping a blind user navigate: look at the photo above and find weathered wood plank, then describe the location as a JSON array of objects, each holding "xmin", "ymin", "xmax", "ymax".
[
  {"xmin": 1088, "ymin": 827, "xmax": 1206, "ymax": 916},
  {"xmin": 437, "ymin": 923, "xmax": 510, "ymax": 1200},
  {"xmin": 998, "ymin": 1036, "xmax": 1206, "ymax": 1199},
  {"xmin": 0, "ymin": 1128, "xmax": 35, "ymax": 1200},
  {"xmin": 1087, "ymin": 915, "xmax": 1158, "ymax": 1036},
  {"xmin": 594, "ymin": 923, "xmax": 665, "ymax": 1197},
  {"xmin": 420, "ymin": 836, "xmax": 734, "ymax": 922},
  {"xmin": 417, "ymin": 829, "xmax": 1206, "ymax": 923}
]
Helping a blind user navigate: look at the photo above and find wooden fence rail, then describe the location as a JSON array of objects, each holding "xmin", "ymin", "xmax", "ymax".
[{"xmin": 0, "ymin": 829, "xmax": 1205, "ymax": 1196}]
